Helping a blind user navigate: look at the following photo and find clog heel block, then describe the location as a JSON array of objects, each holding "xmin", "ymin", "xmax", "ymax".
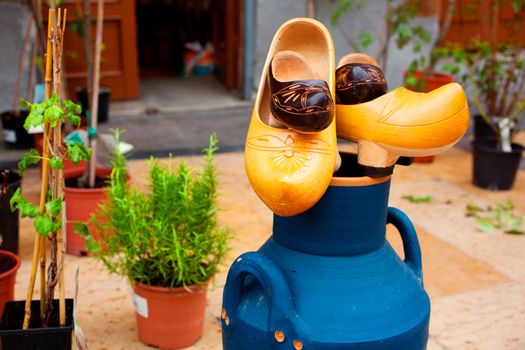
[{"xmin": 244, "ymin": 18, "xmax": 337, "ymax": 217}]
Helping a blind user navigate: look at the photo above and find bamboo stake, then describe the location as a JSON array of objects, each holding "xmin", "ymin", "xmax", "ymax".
[
  {"xmin": 58, "ymin": 9, "xmax": 67, "ymax": 328},
  {"xmin": 23, "ymin": 9, "xmax": 55, "ymax": 330},
  {"xmin": 88, "ymin": 0, "xmax": 105, "ymax": 188},
  {"xmin": 82, "ymin": 0, "xmax": 94, "ymax": 117}
]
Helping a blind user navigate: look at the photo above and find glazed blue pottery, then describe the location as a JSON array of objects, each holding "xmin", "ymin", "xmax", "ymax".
[{"xmin": 222, "ymin": 155, "xmax": 430, "ymax": 349}]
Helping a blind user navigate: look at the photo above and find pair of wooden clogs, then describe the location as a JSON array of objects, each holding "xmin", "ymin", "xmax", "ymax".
[{"xmin": 245, "ymin": 18, "xmax": 469, "ymax": 217}]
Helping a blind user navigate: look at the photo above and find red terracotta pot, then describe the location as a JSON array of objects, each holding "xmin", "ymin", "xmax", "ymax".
[
  {"xmin": 0, "ymin": 250, "xmax": 21, "ymax": 315},
  {"xmin": 405, "ymin": 71, "xmax": 455, "ymax": 163},
  {"xmin": 133, "ymin": 282, "xmax": 208, "ymax": 349},
  {"xmin": 64, "ymin": 167, "xmax": 111, "ymax": 256}
]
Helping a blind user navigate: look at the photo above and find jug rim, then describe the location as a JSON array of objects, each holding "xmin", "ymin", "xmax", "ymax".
[{"xmin": 330, "ymin": 175, "xmax": 390, "ymax": 187}]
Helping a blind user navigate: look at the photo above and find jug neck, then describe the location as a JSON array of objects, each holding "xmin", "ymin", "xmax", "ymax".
[{"xmin": 273, "ymin": 177, "xmax": 391, "ymax": 256}]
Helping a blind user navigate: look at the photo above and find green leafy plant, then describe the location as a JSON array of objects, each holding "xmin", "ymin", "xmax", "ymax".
[
  {"xmin": 402, "ymin": 194, "xmax": 433, "ymax": 203},
  {"xmin": 8, "ymin": 7, "xmax": 92, "ymax": 330},
  {"xmin": 78, "ymin": 133, "xmax": 229, "ymax": 288},
  {"xmin": 466, "ymin": 200, "xmax": 524, "ymax": 234},
  {"xmin": 438, "ymin": 1, "xmax": 525, "ymax": 151}
]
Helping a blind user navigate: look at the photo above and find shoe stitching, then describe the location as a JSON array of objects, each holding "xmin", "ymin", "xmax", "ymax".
[
  {"xmin": 380, "ymin": 104, "xmax": 468, "ymax": 127},
  {"xmin": 378, "ymin": 95, "xmax": 411, "ymax": 123}
]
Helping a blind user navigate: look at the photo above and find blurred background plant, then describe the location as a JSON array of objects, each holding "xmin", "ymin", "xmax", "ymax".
[{"xmin": 436, "ymin": 0, "xmax": 525, "ymax": 151}]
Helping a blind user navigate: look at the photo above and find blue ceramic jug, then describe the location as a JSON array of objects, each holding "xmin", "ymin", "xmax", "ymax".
[{"xmin": 222, "ymin": 155, "xmax": 430, "ymax": 349}]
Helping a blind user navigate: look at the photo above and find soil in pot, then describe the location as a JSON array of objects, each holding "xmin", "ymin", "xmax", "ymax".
[
  {"xmin": 64, "ymin": 167, "xmax": 111, "ymax": 256},
  {"xmin": 472, "ymin": 140, "xmax": 524, "ymax": 190},
  {"xmin": 0, "ymin": 250, "xmax": 21, "ymax": 316},
  {"xmin": 0, "ymin": 110, "xmax": 34, "ymax": 149},
  {"xmin": 0, "ymin": 299, "xmax": 74, "ymax": 350},
  {"xmin": 75, "ymin": 86, "xmax": 112, "ymax": 125},
  {"xmin": 0, "ymin": 171, "xmax": 21, "ymax": 255},
  {"xmin": 133, "ymin": 282, "xmax": 208, "ymax": 349}
]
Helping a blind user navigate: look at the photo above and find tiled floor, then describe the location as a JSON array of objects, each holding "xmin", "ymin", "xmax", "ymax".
[{"xmin": 12, "ymin": 145, "xmax": 525, "ymax": 349}]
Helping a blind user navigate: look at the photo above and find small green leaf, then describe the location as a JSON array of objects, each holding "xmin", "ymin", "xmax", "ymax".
[
  {"xmin": 45, "ymin": 197, "xmax": 62, "ymax": 217},
  {"xmin": 402, "ymin": 195, "xmax": 432, "ymax": 203},
  {"xmin": 405, "ymin": 75, "xmax": 416, "ymax": 86},
  {"xmin": 19, "ymin": 98, "xmax": 32, "ymax": 110},
  {"xmin": 74, "ymin": 222, "xmax": 90, "ymax": 238},
  {"xmin": 476, "ymin": 217, "xmax": 495, "ymax": 233},
  {"xmin": 49, "ymin": 157, "xmax": 64, "ymax": 170},
  {"xmin": 67, "ymin": 143, "xmax": 92, "ymax": 165},
  {"xmin": 359, "ymin": 31, "xmax": 374, "ymax": 50},
  {"xmin": 498, "ymin": 200, "xmax": 514, "ymax": 211},
  {"xmin": 24, "ymin": 104, "xmax": 45, "ymax": 130},
  {"xmin": 466, "ymin": 202, "xmax": 483, "ymax": 212},
  {"xmin": 44, "ymin": 104, "xmax": 64, "ymax": 127},
  {"xmin": 18, "ymin": 149, "xmax": 41, "ymax": 175},
  {"xmin": 10, "ymin": 188, "xmax": 40, "ymax": 218},
  {"xmin": 68, "ymin": 113, "xmax": 81, "ymax": 128},
  {"xmin": 85, "ymin": 239, "xmax": 102, "ymax": 253},
  {"xmin": 34, "ymin": 214, "xmax": 61, "ymax": 236}
]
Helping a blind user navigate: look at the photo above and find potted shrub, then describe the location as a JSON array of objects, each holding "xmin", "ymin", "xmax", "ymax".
[
  {"xmin": 78, "ymin": 133, "xmax": 229, "ymax": 349},
  {"xmin": 0, "ymin": 9, "xmax": 91, "ymax": 349},
  {"xmin": 442, "ymin": 1, "xmax": 525, "ymax": 190}
]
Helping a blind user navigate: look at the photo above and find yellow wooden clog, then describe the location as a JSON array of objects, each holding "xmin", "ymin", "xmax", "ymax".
[
  {"xmin": 245, "ymin": 18, "xmax": 337, "ymax": 217},
  {"xmin": 336, "ymin": 83, "xmax": 470, "ymax": 169}
]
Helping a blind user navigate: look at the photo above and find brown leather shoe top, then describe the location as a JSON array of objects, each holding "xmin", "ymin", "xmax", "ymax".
[
  {"xmin": 335, "ymin": 63, "xmax": 387, "ymax": 105},
  {"xmin": 269, "ymin": 62, "xmax": 334, "ymax": 133}
]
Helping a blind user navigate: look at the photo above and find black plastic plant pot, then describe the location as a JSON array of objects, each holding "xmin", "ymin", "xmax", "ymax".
[
  {"xmin": 0, "ymin": 299, "xmax": 74, "ymax": 350},
  {"xmin": 472, "ymin": 140, "xmax": 524, "ymax": 190},
  {"xmin": 75, "ymin": 86, "xmax": 112, "ymax": 124},
  {"xmin": 0, "ymin": 110, "xmax": 34, "ymax": 149},
  {"xmin": 0, "ymin": 171, "xmax": 21, "ymax": 255}
]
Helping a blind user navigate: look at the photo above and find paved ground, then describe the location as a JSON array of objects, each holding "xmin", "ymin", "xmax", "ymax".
[
  {"xmin": 0, "ymin": 105, "xmax": 251, "ymax": 169},
  {"xmin": 13, "ymin": 143, "xmax": 525, "ymax": 350}
]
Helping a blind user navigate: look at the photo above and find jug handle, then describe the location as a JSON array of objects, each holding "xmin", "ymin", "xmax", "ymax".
[
  {"xmin": 387, "ymin": 207, "xmax": 424, "ymax": 283},
  {"xmin": 222, "ymin": 252, "xmax": 309, "ymax": 344}
]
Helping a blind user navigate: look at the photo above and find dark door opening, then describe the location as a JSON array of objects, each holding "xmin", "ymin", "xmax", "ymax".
[{"xmin": 136, "ymin": 0, "xmax": 242, "ymax": 91}]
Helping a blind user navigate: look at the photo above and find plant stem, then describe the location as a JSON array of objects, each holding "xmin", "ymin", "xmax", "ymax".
[
  {"xmin": 88, "ymin": 0, "xmax": 104, "ymax": 188},
  {"xmin": 467, "ymin": 64, "xmax": 502, "ymax": 147}
]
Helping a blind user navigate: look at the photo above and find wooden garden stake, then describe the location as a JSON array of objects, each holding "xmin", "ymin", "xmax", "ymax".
[
  {"xmin": 22, "ymin": 7, "xmax": 69, "ymax": 330},
  {"xmin": 88, "ymin": 0, "xmax": 105, "ymax": 188},
  {"xmin": 23, "ymin": 8, "xmax": 55, "ymax": 330}
]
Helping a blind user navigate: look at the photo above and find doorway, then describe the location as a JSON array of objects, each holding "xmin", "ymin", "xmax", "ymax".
[{"xmin": 135, "ymin": 0, "xmax": 243, "ymax": 112}]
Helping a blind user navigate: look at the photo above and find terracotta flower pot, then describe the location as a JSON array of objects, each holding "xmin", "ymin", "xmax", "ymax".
[
  {"xmin": 133, "ymin": 282, "xmax": 207, "ymax": 349},
  {"xmin": 404, "ymin": 71, "xmax": 455, "ymax": 164},
  {"xmin": 64, "ymin": 167, "xmax": 111, "ymax": 256},
  {"xmin": 0, "ymin": 250, "xmax": 21, "ymax": 315}
]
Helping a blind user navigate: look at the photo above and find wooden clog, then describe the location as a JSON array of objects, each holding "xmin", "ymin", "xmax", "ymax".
[
  {"xmin": 336, "ymin": 83, "xmax": 470, "ymax": 169},
  {"xmin": 269, "ymin": 51, "xmax": 334, "ymax": 133},
  {"xmin": 335, "ymin": 53, "xmax": 387, "ymax": 105},
  {"xmin": 245, "ymin": 18, "xmax": 337, "ymax": 217}
]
